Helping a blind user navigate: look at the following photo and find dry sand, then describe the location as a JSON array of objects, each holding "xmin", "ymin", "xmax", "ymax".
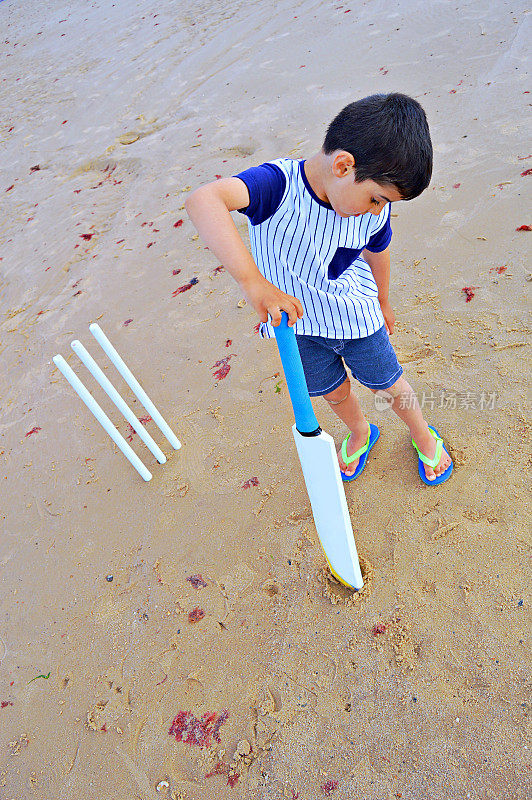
[{"xmin": 1, "ymin": 0, "xmax": 531, "ymax": 797}]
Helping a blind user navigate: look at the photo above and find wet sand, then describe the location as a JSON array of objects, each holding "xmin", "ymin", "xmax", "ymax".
[{"xmin": 0, "ymin": 0, "xmax": 530, "ymax": 797}]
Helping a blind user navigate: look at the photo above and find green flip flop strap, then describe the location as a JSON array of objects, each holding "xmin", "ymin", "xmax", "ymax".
[
  {"xmin": 341, "ymin": 425, "xmax": 371, "ymax": 466},
  {"xmin": 412, "ymin": 428, "xmax": 443, "ymax": 468}
]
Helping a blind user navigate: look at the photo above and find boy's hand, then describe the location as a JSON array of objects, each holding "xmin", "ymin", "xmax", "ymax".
[
  {"xmin": 244, "ymin": 275, "xmax": 304, "ymax": 327},
  {"xmin": 379, "ymin": 298, "xmax": 395, "ymax": 335}
]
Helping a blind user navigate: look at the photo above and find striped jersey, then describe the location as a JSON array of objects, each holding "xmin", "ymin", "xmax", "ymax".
[{"xmin": 236, "ymin": 158, "xmax": 392, "ymax": 339}]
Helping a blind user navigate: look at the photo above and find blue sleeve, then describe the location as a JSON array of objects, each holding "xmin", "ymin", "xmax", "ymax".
[
  {"xmin": 364, "ymin": 210, "xmax": 392, "ymax": 252},
  {"xmin": 234, "ymin": 163, "xmax": 286, "ymax": 226}
]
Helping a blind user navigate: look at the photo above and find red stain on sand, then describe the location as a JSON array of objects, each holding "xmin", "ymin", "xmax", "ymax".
[
  {"xmin": 462, "ymin": 286, "xmax": 479, "ymax": 302},
  {"xmin": 169, "ymin": 709, "xmax": 229, "ymax": 747},
  {"xmin": 213, "ymin": 363, "xmax": 229, "ymax": 379},
  {"xmin": 206, "ymin": 761, "xmax": 229, "ymax": 778},
  {"xmin": 25, "ymin": 427, "xmax": 41, "ymax": 437},
  {"xmin": 125, "ymin": 416, "xmax": 152, "ymax": 441},
  {"xmin": 212, "ymin": 354, "xmax": 235, "ymax": 380},
  {"xmin": 172, "ymin": 277, "xmax": 198, "ymax": 296}
]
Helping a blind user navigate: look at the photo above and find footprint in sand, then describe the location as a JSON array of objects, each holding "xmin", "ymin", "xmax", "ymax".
[
  {"xmin": 219, "ymin": 142, "xmax": 257, "ymax": 159},
  {"xmin": 68, "ymin": 155, "xmax": 142, "ymax": 182}
]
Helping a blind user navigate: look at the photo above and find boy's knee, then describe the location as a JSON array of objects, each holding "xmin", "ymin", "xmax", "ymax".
[
  {"xmin": 370, "ymin": 376, "xmax": 407, "ymax": 399},
  {"xmin": 385, "ymin": 378, "xmax": 405, "ymax": 398},
  {"xmin": 323, "ymin": 379, "xmax": 351, "ymax": 405}
]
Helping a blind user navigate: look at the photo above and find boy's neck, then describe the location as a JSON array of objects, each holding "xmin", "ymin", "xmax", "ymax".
[{"xmin": 303, "ymin": 152, "xmax": 331, "ymax": 204}]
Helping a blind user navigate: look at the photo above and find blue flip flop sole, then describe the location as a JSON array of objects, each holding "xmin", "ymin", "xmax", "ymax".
[
  {"xmin": 341, "ymin": 423, "xmax": 380, "ymax": 482},
  {"xmin": 417, "ymin": 425, "xmax": 453, "ymax": 486}
]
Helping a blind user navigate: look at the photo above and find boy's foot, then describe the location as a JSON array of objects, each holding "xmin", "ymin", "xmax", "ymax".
[
  {"xmin": 337, "ymin": 419, "xmax": 371, "ymax": 477},
  {"xmin": 412, "ymin": 425, "xmax": 453, "ymax": 481}
]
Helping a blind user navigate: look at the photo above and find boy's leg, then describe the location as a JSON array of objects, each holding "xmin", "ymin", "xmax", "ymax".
[
  {"xmin": 374, "ymin": 376, "xmax": 452, "ymax": 481},
  {"xmin": 323, "ymin": 378, "xmax": 370, "ymax": 477},
  {"xmin": 294, "ymin": 334, "xmax": 371, "ymax": 476},
  {"xmin": 336, "ymin": 327, "xmax": 451, "ymax": 481}
]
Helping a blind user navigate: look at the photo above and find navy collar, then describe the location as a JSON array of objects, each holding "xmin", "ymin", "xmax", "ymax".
[{"xmin": 299, "ymin": 160, "xmax": 333, "ymax": 210}]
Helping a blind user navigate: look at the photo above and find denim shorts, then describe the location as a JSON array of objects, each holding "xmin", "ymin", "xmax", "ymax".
[{"xmin": 295, "ymin": 325, "xmax": 403, "ymax": 396}]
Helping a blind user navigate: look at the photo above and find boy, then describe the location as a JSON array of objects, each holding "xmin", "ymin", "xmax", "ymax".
[{"xmin": 186, "ymin": 93, "xmax": 452, "ymax": 485}]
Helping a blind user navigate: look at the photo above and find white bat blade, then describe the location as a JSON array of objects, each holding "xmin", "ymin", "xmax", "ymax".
[{"xmin": 292, "ymin": 425, "xmax": 363, "ymax": 590}]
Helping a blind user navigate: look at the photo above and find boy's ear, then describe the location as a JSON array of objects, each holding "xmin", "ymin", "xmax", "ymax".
[{"xmin": 331, "ymin": 151, "xmax": 355, "ymax": 178}]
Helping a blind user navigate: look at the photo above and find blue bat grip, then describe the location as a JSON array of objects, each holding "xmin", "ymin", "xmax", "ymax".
[{"xmin": 273, "ymin": 313, "xmax": 320, "ymax": 434}]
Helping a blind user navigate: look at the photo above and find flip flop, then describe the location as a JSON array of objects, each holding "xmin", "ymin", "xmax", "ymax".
[
  {"xmin": 340, "ymin": 423, "xmax": 380, "ymax": 482},
  {"xmin": 412, "ymin": 425, "xmax": 453, "ymax": 486}
]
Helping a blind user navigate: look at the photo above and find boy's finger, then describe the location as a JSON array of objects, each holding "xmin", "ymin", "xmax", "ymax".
[
  {"xmin": 269, "ymin": 307, "xmax": 282, "ymax": 327},
  {"xmin": 283, "ymin": 304, "xmax": 294, "ymax": 326},
  {"xmin": 284, "ymin": 294, "xmax": 304, "ymax": 320}
]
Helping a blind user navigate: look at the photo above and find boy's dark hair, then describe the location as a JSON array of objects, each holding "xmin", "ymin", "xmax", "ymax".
[{"xmin": 323, "ymin": 93, "xmax": 432, "ymax": 200}]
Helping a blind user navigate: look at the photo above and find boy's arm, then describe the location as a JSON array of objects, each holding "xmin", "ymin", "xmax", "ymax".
[
  {"xmin": 362, "ymin": 245, "xmax": 395, "ymax": 335},
  {"xmin": 185, "ymin": 178, "xmax": 304, "ymax": 326}
]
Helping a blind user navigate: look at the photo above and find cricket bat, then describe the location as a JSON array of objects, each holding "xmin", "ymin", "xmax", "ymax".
[{"xmin": 274, "ymin": 314, "xmax": 363, "ymax": 590}]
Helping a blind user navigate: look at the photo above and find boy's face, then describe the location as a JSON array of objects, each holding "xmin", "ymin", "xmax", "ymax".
[{"xmin": 327, "ymin": 151, "xmax": 403, "ymax": 218}]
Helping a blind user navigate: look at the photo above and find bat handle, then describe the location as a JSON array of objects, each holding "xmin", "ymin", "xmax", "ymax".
[{"xmin": 273, "ymin": 313, "xmax": 320, "ymax": 435}]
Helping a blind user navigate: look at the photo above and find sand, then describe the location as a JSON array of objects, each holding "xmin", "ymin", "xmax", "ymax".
[{"xmin": 0, "ymin": 0, "xmax": 530, "ymax": 797}]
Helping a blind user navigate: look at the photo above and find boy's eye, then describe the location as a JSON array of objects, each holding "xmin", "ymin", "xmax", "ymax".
[{"xmin": 371, "ymin": 197, "xmax": 380, "ymax": 206}]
